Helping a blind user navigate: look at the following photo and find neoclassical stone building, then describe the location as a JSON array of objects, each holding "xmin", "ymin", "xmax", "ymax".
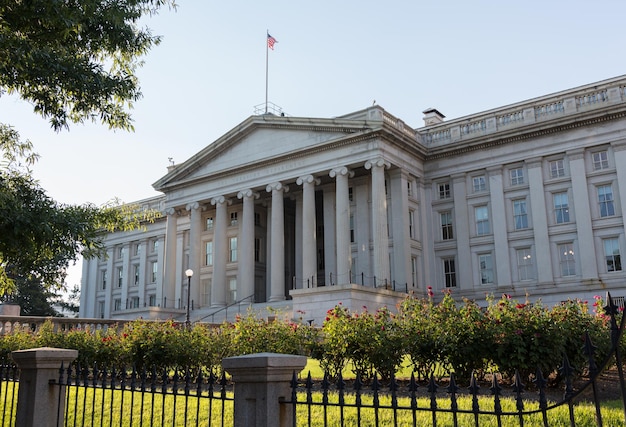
[{"xmin": 80, "ymin": 75, "xmax": 626, "ymax": 323}]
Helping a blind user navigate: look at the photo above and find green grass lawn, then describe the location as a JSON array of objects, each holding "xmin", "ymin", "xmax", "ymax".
[{"xmin": 1, "ymin": 361, "xmax": 623, "ymax": 427}]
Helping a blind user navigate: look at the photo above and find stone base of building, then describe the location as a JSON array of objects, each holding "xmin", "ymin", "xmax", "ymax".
[
  {"xmin": 290, "ymin": 283, "xmax": 407, "ymax": 326},
  {"xmin": 110, "ymin": 307, "xmax": 186, "ymax": 321}
]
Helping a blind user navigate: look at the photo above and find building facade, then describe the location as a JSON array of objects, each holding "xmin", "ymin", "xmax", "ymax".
[{"xmin": 80, "ymin": 75, "xmax": 626, "ymax": 322}]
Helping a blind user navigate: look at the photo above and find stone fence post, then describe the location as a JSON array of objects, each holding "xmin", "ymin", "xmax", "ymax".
[
  {"xmin": 11, "ymin": 347, "xmax": 78, "ymax": 427},
  {"xmin": 223, "ymin": 352, "xmax": 307, "ymax": 427}
]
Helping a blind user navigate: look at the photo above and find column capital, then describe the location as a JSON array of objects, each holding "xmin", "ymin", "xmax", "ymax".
[
  {"xmin": 364, "ymin": 158, "xmax": 390, "ymax": 170},
  {"xmin": 185, "ymin": 201, "xmax": 200, "ymax": 211},
  {"xmin": 329, "ymin": 166, "xmax": 354, "ymax": 179},
  {"xmin": 296, "ymin": 174, "xmax": 321, "ymax": 186},
  {"xmin": 237, "ymin": 189, "xmax": 260, "ymax": 200},
  {"xmin": 486, "ymin": 165, "xmax": 503, "ymax": 174},
  {"xmin": 566, "ymin": 148, "xmax": 585, "ymax": 161},
  {"xmin": 210, "ymin": 196, "xmax": 232, "ymax": 206},
  {"xmin": 450, "ymin": 172, "xmax": 466, "ymax": 182},
  {"xmin": 163, "ymin": 207, "xmax": 177, "ymax": 216},
  {"xmin": 266, "ymin": 182, "xmax": 289, "ymax": 193},
  {"xmin": 611, "ymin": 139, "xmax": 626, "ymax": 152},
  {"xmin": 525, "ymin": 157, "xmax": 543, "ymax": 169}
]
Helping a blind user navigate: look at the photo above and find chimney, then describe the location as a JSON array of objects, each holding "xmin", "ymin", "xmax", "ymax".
[{"xmin": 422, "ymin": 108, "xmax": 445, "ymax": 126}]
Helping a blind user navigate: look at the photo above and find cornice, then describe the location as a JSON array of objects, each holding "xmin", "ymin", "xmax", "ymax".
[{"xmin": 427, "ymin": 110, "xmax": 626, "ymax": 161}]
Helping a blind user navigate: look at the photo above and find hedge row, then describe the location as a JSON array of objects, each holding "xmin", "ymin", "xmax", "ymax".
[{"xmin": 0, "ymin": 293, "xmax": 618, "ymax": 383}]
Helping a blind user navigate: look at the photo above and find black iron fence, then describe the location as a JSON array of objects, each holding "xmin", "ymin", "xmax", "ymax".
[
  {"xmin": 0, "ymin": 295, "xmax": 623, "ymax": 426},
  {"xmin": 286, "ymin": 295, "xmax": 626, "ymax": 427},
  {"xmin": 0, "ymin": 364, "xmax": 18, "ymax": 425},
  {"xmin": 58, "ymin": 365, "xmax": 233, "ymax": 427}
]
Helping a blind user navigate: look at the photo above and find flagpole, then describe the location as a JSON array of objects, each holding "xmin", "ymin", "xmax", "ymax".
[{"xmin": 265, "ymin": 30, "xmax": 269, "ymax": 114}]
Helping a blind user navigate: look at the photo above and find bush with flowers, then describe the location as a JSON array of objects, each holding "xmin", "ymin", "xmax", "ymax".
[{"xmin": 0, "ymin": 292, "xmax": 619, "ymax": 385}]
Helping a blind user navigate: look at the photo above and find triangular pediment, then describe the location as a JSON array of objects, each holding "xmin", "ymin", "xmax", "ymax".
[{"xmin": 153, "ymin": 113, "xmax": 383, "ymax": 192}]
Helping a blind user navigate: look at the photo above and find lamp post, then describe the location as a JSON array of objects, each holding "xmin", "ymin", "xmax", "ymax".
[{"xmin": 185, "ymin": 269, "xmax": 193, "ymax": 329}]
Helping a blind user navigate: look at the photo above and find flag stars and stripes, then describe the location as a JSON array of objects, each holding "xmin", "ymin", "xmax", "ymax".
[{"xmin": 267, "ymin": 33, "xmax": 277, "ymax": 50}]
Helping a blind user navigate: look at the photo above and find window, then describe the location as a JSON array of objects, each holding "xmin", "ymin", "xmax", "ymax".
[
  {"xmin": 475, "ymin": 206, "xmax": 490, "ymax": 235},
  {"xmin": 151, "ymin": 261, "xmax": 158, "ymax": 283},
  {"xmin": 549, "ymin": 159, "xmax": 565, "ymax": 178},
  {"xmin": 130, "ymin": 297, "xmax": 140, "ymax": 309},
  {"xmin": 510, "ymin": 168, "xmax": 524, "ymax": 186},
  {"xmin": 350, "ymin": 214, "xmax": 355, "ymax": 243},
  {"xmin": 440, "ymin": 211, "xmax": 453, "ymax": 240},
  {"xmin": 118, "ymin": 246, "xmax": 125, "ymax": 259},
  {"xmin": 134, "ymin": 243, "xmax": 141, "ymax": 256},
  {"xmin": 598, "ymin": 185, "xmax": 615, "ymax": 217},
  {"xmin": 472, "ymin": 176, "xmax": 486, "ymax": 192},
  {"xmin": 114, "ymin": 299, "xmax": 121, "ymax": 311},
  {"xmin": 229, "ymin": 278, "xmax": 237, "ymax": 302},
  {"xmin": 443, "ymin": 258, "xmax": 456, "ymax": 287},
  {"xmin": 558, "ymin": 243, "xmax": 576, "ymax": 276},
  {"xmin": 408, "ymin": 210, "xmax": 415, "ymax": 239},
  {"xmin": 411, "ymin": 257, "xmax": 418, "ymax": 287},
  {"xmin": 479, "ymin": 253, "xmax": 494, "ymax": 284},
  {"xmin": 230, "ymin": 212, "xmax": 238, "ymax": 226},
  {"xmin": 516, "ymin": 248, "xmax": 534, "ymax": 280},
  {"xmin": 254, "ymin": 238, "xmax": 261, "ymax": 262},
  {"xmin": 349, "ymin": 187, "xmax": 354, "ymax": 202},
  {"xmin": 133, "ymin": 265, "xmax": 140, "ymax": 286},
  {"xmin": 254, "ymin": 212, "xmax": 261, "ymax": 226},
  {"xmin": 98, "ymin": 301, "xmax": 105, "ymax": 319},
  {"xmin": 438, "ymin": 182, "xmax": 451, "ymax": 199},
  {"xmin": 117, "ymin": 266, "xmax": 123, "ymax": 287},
  {"xmin": 592, "ymin": 151, "xmax": 609, "ymax": 170},
  {"xmin": 206, "ymin": 217, "xmax": 214, "ymax": 230},
  {"xmin": 205, "ymin": 241, "xmax": 213, "ymax": 266},
  {"xmin": 603, "ymin": 238, "xmax": 622, "ymax": 272},
  {"xmin": 149, "ymin": 295, "xmax": 157, "ymax": 307},
  {"xmin": 151, "ymin": 240, "xmax": 159, "ymax": 253},
  {"xmin": 101, "ymin": 270, "xmax": 107, "ymax": 290},
  {"xmin": 513, "ymin": 199, "xmax": 528, "ymax": 230},
  {"xmin": 553, "ymin": 192, "xmax": 570, "ymax": 223},
  {"xmin": 407, "ymin": 181, "xmax": 413, "ymax": 197},
  {"xmin": 229, "ymin": 237, "xmax": 238, "ymax": 262}
]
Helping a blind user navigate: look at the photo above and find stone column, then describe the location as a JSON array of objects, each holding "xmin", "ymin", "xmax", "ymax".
[
  {"xmin": 223, "ymin": 353, "xmax": 307, "ymax": 427},
  {"xmin": 266, "ymin": 182, "xmax": 288, "ymax": 301},
  {"xmin": 568, "ymin": 149, "xmax": 598, "ymax": 281},
  {"xmin": 186, "ymin": 202, "xmax": 202, "ymax": 309},
  {"xmin": 452, "ymin": 174, "xmax": 471, "ymax": 289},
  {"xmin": 365, "ymin": 158, "xmax": 391, "ymax": 287},
  {"xmin": 296, "ymin": 175, "xmax": 320, "ymax": 288},
  {"xmin": 329, "ymin": 167, "xmax": 353, "ymax": 285},
  {"xmin": 211, "ymin": 196, "xmax": 230, "ymax": 307},
  {"xmin": 12, "ymin": 348, "xmax": 78, "ymax": 427},
  {"xmin": 526, "ymin": 158, "xmax": 553, "ymax": 284},
  {"xmin": 237, "ymin": 189, "xmax": 259, "ymax": 302},
  {"xmin": 163, "ymin": 208, "xmax": 178, "ymax": 307},
  {"xmin": 389, "ymin": 168, "xmax": 411, "ymax": 289},
  {"xmin": 487, "ymin": 166, "xmax": 511, "ymax": 287}
]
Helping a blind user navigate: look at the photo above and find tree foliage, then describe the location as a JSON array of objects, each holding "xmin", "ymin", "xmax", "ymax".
[
  {"xmin": 0, "ymin": 0, "xmax": 176, "ymax": 131},
  {"xmin": 0, "ymin": 1, "xmax": 174, "ymax": 306},
  {"xmin": 0, "ymin": 125, "xmax": 160, "ymax": 296}
]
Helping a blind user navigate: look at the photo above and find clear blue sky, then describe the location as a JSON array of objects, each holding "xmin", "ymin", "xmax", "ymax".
[{"xmin": 2, "ymin": 0, "xmax": 626, "ymax": 285}]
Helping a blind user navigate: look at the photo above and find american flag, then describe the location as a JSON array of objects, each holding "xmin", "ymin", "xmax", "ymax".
[{"xmin": 267, "ymin": 33, "xmax": 277, "ymax": 50}]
